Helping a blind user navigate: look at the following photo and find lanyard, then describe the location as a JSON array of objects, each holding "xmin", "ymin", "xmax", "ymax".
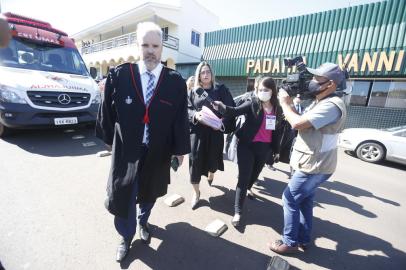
[{"xmin": 129, "ymin": 64, "xmax": 164, "ymax": 124}]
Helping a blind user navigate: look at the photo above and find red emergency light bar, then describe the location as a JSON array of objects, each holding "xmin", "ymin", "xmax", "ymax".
[{"xmin": 3, "ymin": 12, "xmax": 68, "ymax": 37}]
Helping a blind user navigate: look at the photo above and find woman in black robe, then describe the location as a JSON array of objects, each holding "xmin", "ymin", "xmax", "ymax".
[{"xmin": 188, "ymin": 61, "xmax": 235, "ymax": 209}]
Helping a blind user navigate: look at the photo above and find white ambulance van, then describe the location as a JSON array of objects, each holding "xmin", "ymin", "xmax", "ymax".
[{"xmin": 0, "ymin": 13, "xmax": 100, "ymax": 137}]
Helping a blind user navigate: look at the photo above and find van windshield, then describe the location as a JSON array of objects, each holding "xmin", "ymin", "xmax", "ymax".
[{"xmin": 0, "ymin": 38, "xmax": 89, "ymax": 76}]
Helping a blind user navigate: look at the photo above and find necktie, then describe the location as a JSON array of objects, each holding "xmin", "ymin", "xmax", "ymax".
[
  {"xmin": 145, "ymin": 71, "xmax": 155, "ymax": 105},
  {"xmin": 145, "ymin": 71, "xmax": 155, "ymax": 144}
]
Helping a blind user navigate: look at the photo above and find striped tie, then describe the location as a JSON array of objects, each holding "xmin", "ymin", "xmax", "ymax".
[
  {"xmin": 145, "ymin": 72, "xmax": 155, "ymax": 144},
  {"xmin": 145, "ymin": 71, "xmax": 155, "ymax": 105}
]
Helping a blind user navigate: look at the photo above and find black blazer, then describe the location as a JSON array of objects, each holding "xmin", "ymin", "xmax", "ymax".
[{"xmin": 224, "ymin": 94, "xmax": 284, "ymax": 154}]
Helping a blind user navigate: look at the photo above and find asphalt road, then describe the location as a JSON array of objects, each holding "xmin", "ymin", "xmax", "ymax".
[{"xmin": 0, "ymin": 128, "xmax": 405, "ymax": 270}]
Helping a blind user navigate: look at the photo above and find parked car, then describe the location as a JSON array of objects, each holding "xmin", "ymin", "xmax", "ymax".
[{"xmin": 338, "ymin": 125, "xmax": 406, "ymax": 165}]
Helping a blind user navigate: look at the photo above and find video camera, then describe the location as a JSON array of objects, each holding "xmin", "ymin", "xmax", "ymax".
[
  {"xmin": 280, "ymin": 56, "xmax": 314, "ymax": 98},
  {"xmin": 281, "ymin": 56, "xmax": 349, "ymax": 99}
]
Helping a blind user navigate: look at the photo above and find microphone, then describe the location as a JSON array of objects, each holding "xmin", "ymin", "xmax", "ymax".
[
  {"xmin": 195, "ymin": 88, "xmax": 214, "ymax": 104},
  {"xmin": 195, "ymin": 88, "xmax": 227, "ymax": 115}
]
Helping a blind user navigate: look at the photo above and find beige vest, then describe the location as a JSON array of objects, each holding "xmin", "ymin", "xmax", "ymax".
[{"xmin": 290, "ymin": 95, "xmax": 347, "ymax": 174}]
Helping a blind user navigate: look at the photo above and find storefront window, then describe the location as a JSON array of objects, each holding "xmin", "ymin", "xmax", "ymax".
[
  {"xmin": 385, "ymin": 82, "xmax": 406, "ymax": 109},
  {"xmin": 368, "ymin": 81, "xmax": 390, "ymax": 107},
  {"xmin": 246, "ymin": 78, "xmax": 255, "ymax": 92},
  {"xmin": 349, "ymin": 81, "xmax": 371, "ymax": 106}
]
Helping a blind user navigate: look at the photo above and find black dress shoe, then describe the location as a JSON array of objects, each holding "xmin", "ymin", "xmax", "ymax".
[{"xmin": 116, "ymin": 238, "xmax": 131, "ymax": 262}]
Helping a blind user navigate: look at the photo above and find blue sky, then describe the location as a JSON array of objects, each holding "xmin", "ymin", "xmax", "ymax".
[{"xmin": 1, "ymin": 0, "xmax": 381, "ymax": 35}]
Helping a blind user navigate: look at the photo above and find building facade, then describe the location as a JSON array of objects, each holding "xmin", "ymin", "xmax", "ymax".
[
  {"xmin": 201, "ymin": 0, "xmax": 406, "ymax": 129},
  {"xmin": 72, "ymin": 0, "xmax": 219, "ymax": 79}
]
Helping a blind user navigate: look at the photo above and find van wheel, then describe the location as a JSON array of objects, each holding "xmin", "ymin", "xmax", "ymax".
[
  {"xmin": 356, "ymin": 141, "xmax": 385, "ymax": 163},
  {"xmin": 0, "ymin": 123, "xmax": 12, "ymax": 138}
]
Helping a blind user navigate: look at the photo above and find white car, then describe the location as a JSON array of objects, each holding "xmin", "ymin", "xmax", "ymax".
[{"xmin": 338, "ymin": 125, "xmax": 406, "ymax": 165}]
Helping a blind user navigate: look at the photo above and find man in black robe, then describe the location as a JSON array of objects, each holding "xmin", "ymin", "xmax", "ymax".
[{"xmin": 96, "ymin": 22, "xmax": 190, "ymax": 262}]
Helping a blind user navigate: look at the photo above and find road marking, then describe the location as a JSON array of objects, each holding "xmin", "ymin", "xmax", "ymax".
[{"xmin": 72, "ymin": 135, "xmax": 85, "ymax": 140}]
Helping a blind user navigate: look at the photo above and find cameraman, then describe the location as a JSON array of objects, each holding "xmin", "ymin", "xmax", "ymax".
[{"xmin": 269, "ymin": 63, "xmax": 347, "ymax": 254}]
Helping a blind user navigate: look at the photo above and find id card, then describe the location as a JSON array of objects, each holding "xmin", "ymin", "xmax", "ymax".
[{"xmin": 265, "ymin": 115, "xmax": 276, "ymax": 130}]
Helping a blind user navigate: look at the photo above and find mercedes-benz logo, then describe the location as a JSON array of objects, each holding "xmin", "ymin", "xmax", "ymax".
[{"xmin": 58, "ymin": 94, "xmax": 71, "ymax": 105}]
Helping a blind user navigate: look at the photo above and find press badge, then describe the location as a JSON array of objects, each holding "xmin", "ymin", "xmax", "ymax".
[{"xmin": 265, "ymin": 115, "xmax": 276, "ymax": 130}]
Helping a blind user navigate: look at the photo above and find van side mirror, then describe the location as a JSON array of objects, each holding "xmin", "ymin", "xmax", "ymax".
[{"xmin": 89, "ymin": 67, "xmax": 97, "ymax": 79}]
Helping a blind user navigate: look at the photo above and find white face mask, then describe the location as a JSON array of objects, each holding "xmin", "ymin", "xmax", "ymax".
[{"xmin": 257, "ymin": 91, "xmax": 271, "ymax": 102}]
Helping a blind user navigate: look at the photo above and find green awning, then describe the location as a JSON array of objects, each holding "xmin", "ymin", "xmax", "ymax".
[{"xmin": 203, "ymin": 0, "xmax": 406, "ymax": 78}]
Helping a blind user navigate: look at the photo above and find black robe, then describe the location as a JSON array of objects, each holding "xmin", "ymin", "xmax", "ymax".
[
  {"xmin": 187, "ymin": 84, "xmax": 235, "ymax": 182},
  {"xmin": 96, "ymin": 63, "xmax": 191, "ymax": 218}
]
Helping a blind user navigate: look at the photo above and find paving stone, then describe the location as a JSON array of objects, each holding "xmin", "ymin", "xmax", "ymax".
[
  {"xmin": 164, "ymin": 194, "xmax": 185, "ymax": 207},
  {"xmin": 267, "ymin": 256, "xmax": 290, "ymax": 270},
  {"xmin": 205, "ymin": 219, "xmax": 228, "ymax": 237}
]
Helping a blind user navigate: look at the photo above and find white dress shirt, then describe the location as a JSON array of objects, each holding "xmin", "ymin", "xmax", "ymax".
[{"xmin": 138, "ymin": 61, "xmax": 163, "ymax": 143}]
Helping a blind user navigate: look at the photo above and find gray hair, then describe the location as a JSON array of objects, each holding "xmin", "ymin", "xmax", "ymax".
[
  {"xmin": 194, "ymin": 61, "xmax": 216, "ymax": 89},
  {"xmin": 136, "ymin": 22, "xmax": 163, "ymax": 45}
]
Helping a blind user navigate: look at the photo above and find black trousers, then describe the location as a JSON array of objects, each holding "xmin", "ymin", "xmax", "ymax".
[{"xmin": 235, "ymin": 141, "xmax": 271, "ymax": 214}]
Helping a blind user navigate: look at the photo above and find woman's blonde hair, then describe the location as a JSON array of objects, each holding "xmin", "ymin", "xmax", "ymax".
[
  {"xmin": 186, "ymin": 76, "xmax": 195, "ymax": 91},
  {"xmin": 194, "ymin": 61, "xmax": 216, "ymax": 89}
]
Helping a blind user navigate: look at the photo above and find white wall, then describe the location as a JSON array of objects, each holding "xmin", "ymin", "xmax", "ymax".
[
  {"xmin": 75, "ymin": 0, "xmax": 220, "ymax": 66},
  {"xmin": 83, "ymin": 44, "xmax": 179, "ymax": 66},
  {"xmin": 176, "ymin": 0, "xmax": 219, "ymax": 63}
]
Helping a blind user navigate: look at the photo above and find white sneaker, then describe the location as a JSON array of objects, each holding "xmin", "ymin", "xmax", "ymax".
[
  {"xmin": 231, "ymin": 214, "xmax": 241, "ymax": 227},
  {"xmin": 139, "ymin": 224, "xmax": 150, "ymax": 243},
  {"xmin": 191, "ymin": 191, "xmax": 200, "ymax": 209}
]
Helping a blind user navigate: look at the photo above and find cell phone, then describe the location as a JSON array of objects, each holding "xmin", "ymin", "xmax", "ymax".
[{"xmin": 171, "ymin": 156, "xmax": 179, "ymax": 171}]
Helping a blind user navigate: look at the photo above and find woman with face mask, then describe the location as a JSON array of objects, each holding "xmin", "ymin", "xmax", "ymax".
[{"xmin": 213, "ymin": 76, "xmax": 284, "ymax": 227}]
